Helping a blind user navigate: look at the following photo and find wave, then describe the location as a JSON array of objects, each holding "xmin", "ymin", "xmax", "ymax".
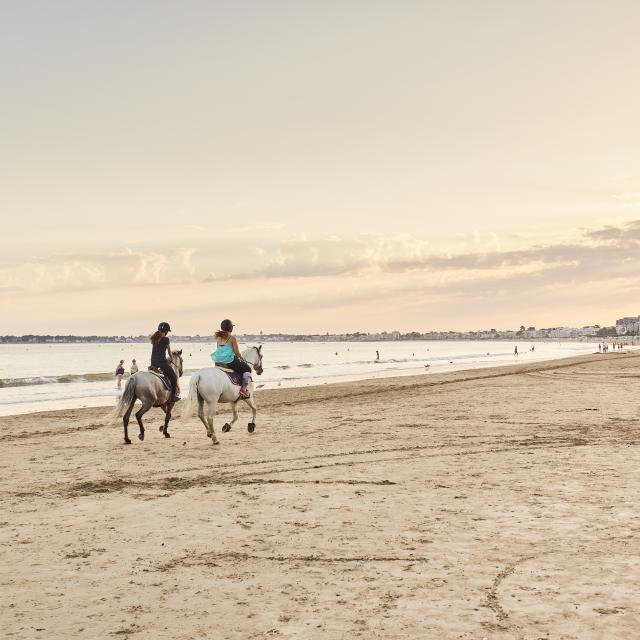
[{"xmin": 0, "ymin": 373, "xmax": 114, "ymax": 388}]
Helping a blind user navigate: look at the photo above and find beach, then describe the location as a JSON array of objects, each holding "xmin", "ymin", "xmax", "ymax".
[{"xmin": 2, "ymin": 351, "xmax": 639, "ymax": 639}]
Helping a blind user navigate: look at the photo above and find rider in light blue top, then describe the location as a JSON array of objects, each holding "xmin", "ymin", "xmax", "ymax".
[
  {"xmin": 212, "ymin": 340, "xmax": 235, "ymax": 364},
  {"xmin": 211, "ymin": 319, "xmax": 252, "ymax": 398}
]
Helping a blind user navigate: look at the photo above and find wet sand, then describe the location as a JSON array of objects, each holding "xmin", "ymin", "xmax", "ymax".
[{"xmin": 2, "ymin": 351, "xmax": 639, "ymax": 639}]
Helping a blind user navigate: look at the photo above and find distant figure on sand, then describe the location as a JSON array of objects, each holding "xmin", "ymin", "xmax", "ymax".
[
  {"xmin": 376, "ymin": 350, "xmax": 380, "ymax": 361},
  {"xmin": 514, "ymin": 346, "xmax": 518, "ymax": 357},
  {"xmin": 130, "ymin": 359, "xmax": 139, "ymax": 375},
  {"xmin": 115, "ymin": 360, "xmax": 125, "ymax": 389}
]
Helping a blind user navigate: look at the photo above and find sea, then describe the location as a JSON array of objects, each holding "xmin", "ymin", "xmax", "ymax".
[{"xmin": 0, "ymin": 339, "xmax": 605, "ymax": 417}]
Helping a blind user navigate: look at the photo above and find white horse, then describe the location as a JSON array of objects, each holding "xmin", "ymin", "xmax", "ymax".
[{"xmin": 181, "ymin": 346, "xmax": 264, "ymax": 445}]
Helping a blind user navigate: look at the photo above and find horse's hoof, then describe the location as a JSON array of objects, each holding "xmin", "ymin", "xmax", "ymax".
[
  {"xmin": 164, "ymin": 432, "xmax": 171, "ymax": 438},
  {"xmin": 212, "ymin": 440, "xmax": 220, "ymax": 446},
  {"xmin": 222, "ymin": 423, "xmax": 231, "ymax": 433},
  {"xmin": 138, "ymin": 433, "xmax": 144, "ymax": 441},
  {"xmin": 159, "ymin": 426, "xmax": 164, "ymax": 432},
  {"xmin": 124, "ymin": 438, "xmax": 132, "ymax": 445},
  {"xmin": 247, "ymin": 422, "xmax": 256, "ymax": 433}
]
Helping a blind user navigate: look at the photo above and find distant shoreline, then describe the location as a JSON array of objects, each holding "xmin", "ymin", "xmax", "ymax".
[{"xmin": 0, "ymin": 335, "xmax": 630, "ymax": 345}]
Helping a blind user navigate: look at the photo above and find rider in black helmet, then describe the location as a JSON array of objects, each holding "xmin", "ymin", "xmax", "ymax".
[{"xmin": 149, "ymin": 322, "xmax": 180, "ymax": 402}]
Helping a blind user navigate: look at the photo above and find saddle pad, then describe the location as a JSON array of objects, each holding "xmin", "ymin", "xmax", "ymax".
[
  {"xmin": 148, "ymin": 369, "xmax": 171, "ymax": 390},
  {"xmin": 220, "ymin": 369, "xmax": 242, "ymax": 386}
]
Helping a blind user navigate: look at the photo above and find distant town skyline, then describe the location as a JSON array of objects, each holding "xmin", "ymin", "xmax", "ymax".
[
  {"xmin": 2, "ymin": 3, "xmax": 640, "ymax": 334},
  {"xmin": 2, "ymin": 313, "xmax": 637, "ymax": 343}
]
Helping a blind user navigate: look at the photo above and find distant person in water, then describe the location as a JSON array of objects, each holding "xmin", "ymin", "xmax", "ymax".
[
  {"xmin": 514, "ymin": 345, "xmax": 518, "ymax": 357},
  {"xmin": 130, "ymin": 359, "xmax": 139, "ymax": 375},
  {"xmin": 149, "ymin": 322, "xmax": 180, "ymax": 402},
  {"xmin": 211, "ymin": 319, "xmax": 251, "ymax": 399},
  {"xmin": 115, "ymin": 360, "xmax": 125, "ymax": 389},
  {"xmin": 376, "ymin": 350, "xmax": 380, "ymax": 361}
]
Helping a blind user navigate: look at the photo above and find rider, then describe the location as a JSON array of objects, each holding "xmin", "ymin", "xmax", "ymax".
[
  {"xmin": 149, "ymin": 322, "xmax": 180, "ymax": 402},
  {"xmin": 212, "ymin": 319, "xmax": 251, "ymax": 399}
]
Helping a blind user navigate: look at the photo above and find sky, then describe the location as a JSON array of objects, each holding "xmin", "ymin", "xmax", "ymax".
[{"xmin": 1, "ymin": 1, "xmax": 639, "ymax": 335}]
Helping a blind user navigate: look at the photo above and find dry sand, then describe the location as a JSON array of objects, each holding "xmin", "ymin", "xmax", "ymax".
[{"xmin": 2, "ymin": 352, "xmax": 639, "ymax": 639}]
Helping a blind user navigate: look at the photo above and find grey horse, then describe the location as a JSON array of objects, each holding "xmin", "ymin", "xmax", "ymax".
[{"xmin": 112, "ymin": 350, "xmax": 183, "ymax": 444}]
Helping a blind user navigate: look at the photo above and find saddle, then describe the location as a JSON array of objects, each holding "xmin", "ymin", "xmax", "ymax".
[
  {"xmin": 215, "ymin": 362, "xmax": 242, "ymax": 386},
  {"xmin": 148, "ymin": 366, "xmax": 171, "ymax": 390}
]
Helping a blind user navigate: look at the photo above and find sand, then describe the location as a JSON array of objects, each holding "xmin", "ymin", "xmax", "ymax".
[{"xmin": 1, "ymin": 351, "xmax": 639, "ymax": 639}]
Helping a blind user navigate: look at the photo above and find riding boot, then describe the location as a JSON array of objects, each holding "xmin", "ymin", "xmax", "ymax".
[
  {"xmin": 240, "ymin": 372, "xmax": 251, "ymax": 398},
  {"xmin": 171, "ymin": 383, "xmax": 181, "ymax": 403}
]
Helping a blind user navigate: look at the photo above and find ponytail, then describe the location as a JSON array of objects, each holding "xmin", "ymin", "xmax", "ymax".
[{"xmin": 149, "ymin": 330, "xmax": 164, "ymax": 345}]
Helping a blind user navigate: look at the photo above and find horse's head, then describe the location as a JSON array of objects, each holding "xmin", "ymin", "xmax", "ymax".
[
  {"xmin": 172, "ymin": 349, "xmax": 183, "ymax": 376},
  {"xmin": 243, "ymin": 345, "xmax": 263, "ymax": 375}
]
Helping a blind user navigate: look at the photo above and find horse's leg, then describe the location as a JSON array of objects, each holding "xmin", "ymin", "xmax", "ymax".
[
  {"xmin": 197, "ymin": 396, "xmax": 212, "ymax": 438},
  {"xmin": 223, "ymin": 401, "xmax": 239, "ymax": 433},
  {"xmin": 122, "ymin": 397, "xmax": 136, "ymax": 444},
  {"xmin": 207, "ymin": 400, "xmax": 220, "ymax": 446},
  {"xmin": 159, "ymin": 405, "xmax": 167, "ymax": 432},
  {"xmin": 245, "ymin": 395, "xmax": 257, "ymax": 433},
  {"xmin": 135, "ymin": 400, "xmax": 153, "ymax": 441},
  {"xmin": 162, "ymin": 403, "xmax": 173, "ymax": 438}
]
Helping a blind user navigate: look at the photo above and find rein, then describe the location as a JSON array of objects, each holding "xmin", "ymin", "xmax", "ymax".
[{"xmin": 169, "ymin": 353, "xmax": 183, "ymax": 377}]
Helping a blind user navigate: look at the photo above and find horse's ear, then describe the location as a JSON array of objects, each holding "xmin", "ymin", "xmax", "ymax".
[
  {"xmin": 175, "ymin": 349, "xmax": 182, "ymax": 355},
  {"xmin": 258, "ymin": 345, "xmax": 262, "ymax": 353}
]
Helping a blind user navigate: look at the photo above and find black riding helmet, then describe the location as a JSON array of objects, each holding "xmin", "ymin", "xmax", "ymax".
[
  {"xmin": 220, "ymin": 319, "xmax": 233, "ymax": 332},
  {"xmin": 158, "ymin": 322, "xmax": 171, "ymax": 332}
]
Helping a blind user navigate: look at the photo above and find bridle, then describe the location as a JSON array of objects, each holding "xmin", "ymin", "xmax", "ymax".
[{"xmin": 246, "ymin": 346, "xmax": 263, "ymax": 375}]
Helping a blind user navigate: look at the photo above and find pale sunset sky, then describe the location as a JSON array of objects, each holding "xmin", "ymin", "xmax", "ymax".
[{"xmin": 1, "ymin": 1, "xmax": 639, "ymax": 335}]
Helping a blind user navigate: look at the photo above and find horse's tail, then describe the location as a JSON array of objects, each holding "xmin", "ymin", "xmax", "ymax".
[
  {"xmin": 110, "ymin": 376, "xmax": 136, "ymax": 420},
  {"xmin": 181, "ymin": 371, "xmax": 201, "ymax": 418}
]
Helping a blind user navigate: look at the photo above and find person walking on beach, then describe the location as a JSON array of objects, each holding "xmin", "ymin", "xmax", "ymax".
[
  {"xmin": 130, "ymin": 359, "xmax": 139, "ymax": 375},
  {"xmin": 149, "ymin": 322, "xmax": 180, "ymax": 402},
  {"xmin": 514, "ymin": 345, "xmax": 518, "ymax": 357},
  {"xmin": 211, "ymin": 319, "xmax": 251, "ymax": 399},
  {"xmin": 115, "ymin": 360, "xmax": 125, "ymax": 389}
]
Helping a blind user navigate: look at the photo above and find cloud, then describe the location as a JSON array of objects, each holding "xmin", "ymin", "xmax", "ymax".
[
  {"xmin": 2, "ymin": 220, "xmax": 639, "ymax": 301},
  {"xmin": 228, "ymin": 219, "xmax": 640, "ymax": 285},
  {"xmin": 0, "ymin": 248, "xmax": 200, "ymax": 293}
]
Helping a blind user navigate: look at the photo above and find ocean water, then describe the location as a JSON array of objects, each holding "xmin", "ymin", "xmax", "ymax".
[{"xmin": 0, "ymin": 339, "xmax": 602, "ymax": 416}]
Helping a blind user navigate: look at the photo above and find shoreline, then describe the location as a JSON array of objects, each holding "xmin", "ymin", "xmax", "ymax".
[
  {"xmin": 3, "ymin": 349, "xmax": 634, "ymax": 422},
  {"xmin": 1, "ymin": 340, "xmax": 615, "ymax": 417}
]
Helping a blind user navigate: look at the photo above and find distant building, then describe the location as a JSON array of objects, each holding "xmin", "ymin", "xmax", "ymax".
[
  {"xmin": 575, "ymin": 326, "xmax": 600, "ymax": 337},
  {"xmin": 548, "ymin": 327, "xmax": 572, "ymax": 338},
  {"xmin": 615, "ymin": 315, "xmax": 640, "ymax": 335}
]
